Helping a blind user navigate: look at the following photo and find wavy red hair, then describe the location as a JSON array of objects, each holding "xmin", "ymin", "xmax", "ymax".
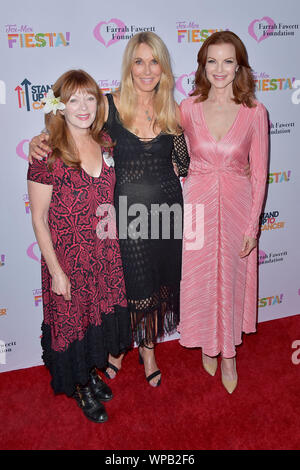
[{"xmin": 191, "ymin": 31, "xmax": 256, "ymax": 108}]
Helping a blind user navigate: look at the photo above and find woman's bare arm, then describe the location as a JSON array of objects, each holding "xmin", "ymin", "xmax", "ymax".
[{"xmin": 28, "ymin": 180, "xmax": 71, "ymax": 300}]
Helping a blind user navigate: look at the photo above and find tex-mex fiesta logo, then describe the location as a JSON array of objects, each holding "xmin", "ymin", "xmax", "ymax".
[
  {"xmin": 268, "ymin": 171, "xmax": 291, "ymax": 183},
  {"xmin": 6, "ymin": 24, "xmax": 70, "ymax": 48},
  {"xmin": 258, "ymin": 293, "xmax": 283, "ymax": 308},
  {"xmin": 176, "ymin": 22, "xmax": 227, "ymax": 43},
  {"xmin": 22, "ymin": 193, "xmax": 30, "ymax": 214},
  {"xmin": 33, "ymin": 288, "xmax": 42, "ymax": 307},
  {"xmin": 248, "ymin": 17, "xmax": 299, "ymax": 43},
  {"xmin": 93, "ymin": 19, "xmax": 155, "ymax": 47},
  {"xmin": 254, "ymin": 72, "xmax": 295, "ymax": 92},
  {"xmin": 15, "ymin": 79, "xmax": 52, "ymax": 111},
  {"xmin": 98, "ymin": 79, "xmax": 120, "ymax": 94}
]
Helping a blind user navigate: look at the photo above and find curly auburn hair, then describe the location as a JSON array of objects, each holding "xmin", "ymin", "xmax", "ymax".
[{"xmin": 191, "ymin": 31, "xmax": 256, "ymax": 108}]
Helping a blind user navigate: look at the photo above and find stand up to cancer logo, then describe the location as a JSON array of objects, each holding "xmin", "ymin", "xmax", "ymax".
[{"xmin": 15, "ymin": 79, "xmax": 52, "ymax": 111}]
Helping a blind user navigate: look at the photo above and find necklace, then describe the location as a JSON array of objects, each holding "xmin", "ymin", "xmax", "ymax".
[
  {"xmin": 133, "ymin": 104, "xmax": 154, "ymax": 136},
  {"xmin": 145, "ymin": 109, "xmax": 152, "ymax": 122}
]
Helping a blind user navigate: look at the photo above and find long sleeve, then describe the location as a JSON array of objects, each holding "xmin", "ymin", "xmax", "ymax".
[
  {"xmin": 171, "ymin": 133, "xmax": 190, "ymax": 177},
  {"xmin": 245, "ymin": 103, "xmax": 269, "ymax": 238}
]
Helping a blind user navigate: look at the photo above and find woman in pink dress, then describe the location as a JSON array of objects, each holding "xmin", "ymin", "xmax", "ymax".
[{"xmin": 179, "ymin": 31, "xmax": 268, "ymax": 393}]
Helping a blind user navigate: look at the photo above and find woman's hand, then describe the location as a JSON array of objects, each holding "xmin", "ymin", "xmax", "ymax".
[
  {"xmin": 239, "ymin": 235, "xmax": 257, "ymax": 258},
  {"xmin": 244, "ymin": 162, "xmax": 251, "ymax": 178},
  {"xmin": 28, "ymin": 133, "xmax": 51, "ymax": 164},
  {"xmin": 173, "ymin": 162, "xmax": 179, "ymax": 176},
  {"xmin": 51, "ymin": 271, "xmax": 71, "ymax": 301}
]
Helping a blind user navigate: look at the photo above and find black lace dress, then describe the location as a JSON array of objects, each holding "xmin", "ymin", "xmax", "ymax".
[{"xmin": 105, "ymin": 94, "xmax": 189, "ymax": 344}]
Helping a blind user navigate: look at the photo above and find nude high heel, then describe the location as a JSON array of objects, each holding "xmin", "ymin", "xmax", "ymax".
[
  {"xmin": 202, "ymin": 352, "xmax": 218, "ymax": 377},
  {"xmin": 221, "ymin": 357, "xmax": 238, "ymax": 394}
]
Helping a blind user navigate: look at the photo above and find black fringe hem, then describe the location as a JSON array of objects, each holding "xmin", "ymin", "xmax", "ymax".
[{"xmin": 129, "ymin": 287, "xmax": 180, "ymax": 345}]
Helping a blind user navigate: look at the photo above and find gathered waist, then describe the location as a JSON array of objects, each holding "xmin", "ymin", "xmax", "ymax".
[{"xmin": 188, "ymin": 165, "xmax": 247, "ymax": 177}]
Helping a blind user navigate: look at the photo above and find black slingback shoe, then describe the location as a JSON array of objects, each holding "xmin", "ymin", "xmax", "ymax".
[
  {"xmin": 103, "ymin": 362, "xmax": 120, "ymax": 380},
  {"xmin": 73, "ymin": 384, "xmax": 108, "ymax": 423},
  {"xmin": 89, "ymin": 368, "xmax": 113, "ymax": 402},
  {"xmin": 138, "ymin": 344, "xmax": 161, "ymax": 387}
]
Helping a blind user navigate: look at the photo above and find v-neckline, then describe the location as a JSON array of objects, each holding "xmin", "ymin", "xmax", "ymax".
[
  {"xmin": 200, "ymin": 101, "xmax": 243, "ymax": 144},
  {"xmin": 124, "ymin": 125, "xmax": 162, "ymax": 143},
  {"xmin": 80, "ymin": 146, "xmax": 105, "ymax": 180}
]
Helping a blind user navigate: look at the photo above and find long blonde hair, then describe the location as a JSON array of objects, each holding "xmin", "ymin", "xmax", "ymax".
[
  {"xmin": 116, "ymin": 32, "xmax": 181, "ymax": 135},
  {"xmin": 45, "ymin": 69, "xmax": 112, "ymax": 170}
]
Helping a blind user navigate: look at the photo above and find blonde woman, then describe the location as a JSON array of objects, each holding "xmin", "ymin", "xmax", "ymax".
[{"xmin": 28, "ymin": 32, "xmax": 190, "ymax": 388}]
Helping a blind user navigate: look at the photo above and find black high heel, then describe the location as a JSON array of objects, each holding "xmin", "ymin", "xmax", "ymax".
[
  {"xmin": 103, "ymin": 362, "xmax": 120, "ymax": 380},
  {"xmin": 138, "ymin": 344, "xmax": 161, "ymax": 387}
]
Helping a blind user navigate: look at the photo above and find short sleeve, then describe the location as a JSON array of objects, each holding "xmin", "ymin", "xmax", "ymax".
[{"xmin": 27, "ymin": 158, "xmax": 53, "ymax": 185}]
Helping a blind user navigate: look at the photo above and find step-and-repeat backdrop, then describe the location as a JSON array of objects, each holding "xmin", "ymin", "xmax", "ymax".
[{"xmin": 1, "ymin": 0, "xmax": 299, "ymax": 371}]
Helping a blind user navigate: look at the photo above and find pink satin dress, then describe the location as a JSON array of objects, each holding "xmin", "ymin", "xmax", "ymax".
[{"xmin": 179, "ymin": 96, "xmax": 268, "ymax": 357}]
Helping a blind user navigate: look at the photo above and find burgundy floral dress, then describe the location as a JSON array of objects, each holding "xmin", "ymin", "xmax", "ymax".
[{"xmin": 27, "ymin": 135, "xmax": 132, "ymax": 396}]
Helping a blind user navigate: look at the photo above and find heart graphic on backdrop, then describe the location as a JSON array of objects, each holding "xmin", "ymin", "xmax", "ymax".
[
  {"xmin": 27, "ymin": 242, "xmax": 41, "ymax": 263},
  {"xmin": 175, "ymin": 72, "xmax": 195, "ymax": 97},
  {"xmin": 259, "ymin": 250, "xmax": 267, "ymax": 264},
  {"xmin": 93, "ymin": 18, "xmax": 126, "ymax": 47},
  {"xmin": 248, "ymin": 16, "xmax": 276, "ymax": 43},
  {"xmin": 16, "ymin": 139, "xmax": 29, "ymax": 161}
]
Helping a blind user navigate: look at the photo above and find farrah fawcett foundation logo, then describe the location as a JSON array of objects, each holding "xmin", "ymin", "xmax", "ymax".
[
  {"xmin": 93, "ymin": 19, "xmax": 155, "ymax": 47},
  {"xmin": 259, "ymin": 249, "xmax": 287, "ymax": 266},
  {"xmin": 248, "ymin": 17, "xmax": 299, "ymax": 42}
]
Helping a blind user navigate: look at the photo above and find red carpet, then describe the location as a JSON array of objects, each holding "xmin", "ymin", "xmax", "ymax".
[{"xmin": 0, "ymin": 315, "xmax": 299, "ymax": 450}]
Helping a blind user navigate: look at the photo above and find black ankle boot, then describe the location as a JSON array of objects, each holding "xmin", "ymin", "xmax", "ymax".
[
  {"xmin": 73, "ymin": 384, "xmax": 108, "ymax": 423},
  {"xmin": 89, "ymin": 368, "xmax": 113, "ymax": 402}
]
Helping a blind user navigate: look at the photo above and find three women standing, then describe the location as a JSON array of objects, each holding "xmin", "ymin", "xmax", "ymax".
[{"xmin": 28, "ymin": 30, "xmax": 267, "ymax": 399}]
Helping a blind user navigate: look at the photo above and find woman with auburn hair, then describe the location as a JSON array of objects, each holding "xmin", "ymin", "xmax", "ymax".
[
  {"xmin": 28, "ymin": 33, "xmax": 190, "ymax": 388},
  {"xmin": 27, "ymin": 69, "xmax": 131, "ymax": 422},
  {"xmin": 179, "ymin": 31, "xmax": 268, "ymax": 393}
]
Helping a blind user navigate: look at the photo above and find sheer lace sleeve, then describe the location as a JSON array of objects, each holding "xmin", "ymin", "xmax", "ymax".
[{"xmin": 172, "ymin": 133, "xmax": 190, "ymax": 177}]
